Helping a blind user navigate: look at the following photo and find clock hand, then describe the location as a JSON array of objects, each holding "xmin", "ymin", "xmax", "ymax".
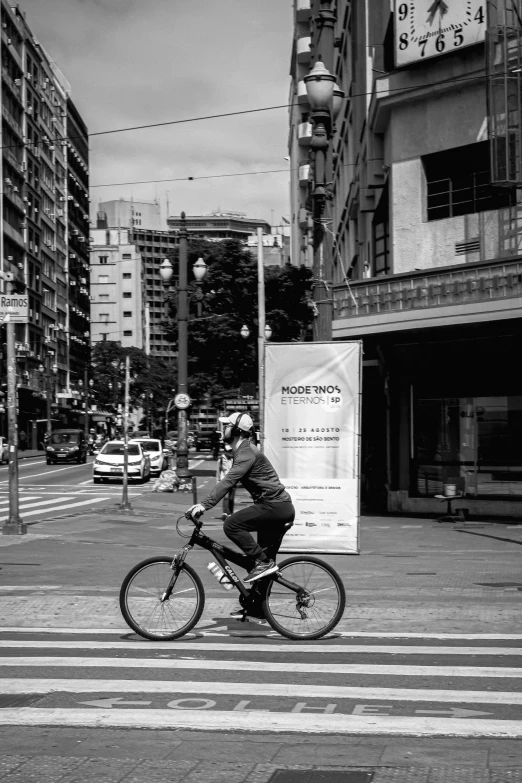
[{"xmin": 427, "ymin": 0, "xmax": 449, "ymax": 25}]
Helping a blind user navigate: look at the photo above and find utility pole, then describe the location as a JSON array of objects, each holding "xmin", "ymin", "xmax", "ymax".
[
  {"xmin": 119, "ymin": 354, "xmax": 131, "ymax": 511},
  {"xmin": 2, "ymin": 274, "xmax": 26, "ymax": 535},
  {"xmin": 176, "ymin": 212, "xmax": 191, "ymax": 490},
  {"xmin": 257, "ymin": 227, "xmax": 266, "ymax": 453},
  {"xmin": 83, "ymin": 368, "xmax": 89, "ymax": 442}
]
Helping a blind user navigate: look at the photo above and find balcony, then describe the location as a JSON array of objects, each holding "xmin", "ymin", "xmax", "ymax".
[
  {"xmin": 296, "ymin": 36, "xmax": 311, "ymax": 63},
  {"xmin": 332, "ymin": 256, "xmax": 522, "ymax": 337},
  {"xmin": 298, "ymin": 163, "xmax": 310, "ymax": 186},
  {"xmin": 296, "ymin": 0, "xmax": 311, "ymax": 22},
  {"xmin": 297, "ymin": 79, "xmax": 309, "ymax": 105},
  {"xmin": 298, "ymin": 121, "xmax": 312, "ymax": 146},
  {"xmin": 1, "ymin": 66, "xmax": 22, "ymax": 103},
  {"xmin": 1, "ymin": 105, "xmax": 23, "ymax": 138}
]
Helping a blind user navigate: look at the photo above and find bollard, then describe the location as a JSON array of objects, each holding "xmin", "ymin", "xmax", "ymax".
[{"xmin": 192, "ymin": 475, "xmax": 197, "ymax": 504}]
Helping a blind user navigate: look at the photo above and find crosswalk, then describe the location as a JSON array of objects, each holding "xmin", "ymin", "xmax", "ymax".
[
  {"xmin": 0, "ymin": 488, "xmax": 113, "ymax": 523},
  {"xmin": 0, "ymin": 629, "xmax": 521, "ymax": 737}
]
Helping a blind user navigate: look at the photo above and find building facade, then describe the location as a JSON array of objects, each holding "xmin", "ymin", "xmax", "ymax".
[
  {"xmin": 167, "ymin": 210, "xmax": 271, "ymax": 242},
  {"xmin": 97, "ymin": 199, "xmax": 162, "ymax": 231},
  {"xmin": 0, "ymin": 2, "xmax": 89, "ymax": 445},
  {"xmin": 90, "ymin": 217, "xmax": 179, "ymax": 361},
  {"xmin": 290, "ymin": 0, "xmax": 522, "ymax": 517}
]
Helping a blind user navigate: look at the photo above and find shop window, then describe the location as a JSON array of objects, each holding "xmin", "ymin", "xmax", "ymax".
[
  {"xmin": 424, "ymin": 142, "xmax": 515, "ymax": 221},
  {"xmin": 413, "ymin": 395, "xmax": 522, "ymax": 498}
]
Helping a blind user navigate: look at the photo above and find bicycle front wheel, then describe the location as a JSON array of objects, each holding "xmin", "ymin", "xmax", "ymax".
[
  {"xmin": 262, "ymin": 556, "xmax": 345, "ymax": 640},
  {"xmin": 120, "ymin": 556, "xmax": 205, "ymax": 641}
]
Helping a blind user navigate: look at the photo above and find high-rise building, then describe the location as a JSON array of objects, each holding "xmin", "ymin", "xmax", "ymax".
[
  {"xmin": 167, "ymin": 210, "xmax": 271, "ymax": 241},
  {"xmin": 0, "ymin": 2, "xmax": 89, "ymax": 445},
  {"xmin": 97, "ymin": 199, "xmax": 162, "ymax": 231},
  {"xmin": 90, "ymin": 214, "xmax": 178, "ymax": 360},
  {"xmin": 290, "ymin": 0, "xmax": 522, "ymax": 518}
]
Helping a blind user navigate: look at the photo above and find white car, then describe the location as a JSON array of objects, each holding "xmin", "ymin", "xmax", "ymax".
[
  {"xmin": 93, "ymin": 440, "xmax": 151, "ymax": 484},
  {"xmin": 129, "ymin": 438, "xmax": 168, "ymax": 476}
]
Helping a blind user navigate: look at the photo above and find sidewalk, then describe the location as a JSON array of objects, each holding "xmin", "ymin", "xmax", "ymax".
[{"xmin": 0, "ymin": 488, "xmax": 520, "ymax": 632}]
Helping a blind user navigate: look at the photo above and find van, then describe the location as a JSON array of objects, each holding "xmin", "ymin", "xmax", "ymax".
[{"xmin": 46, "ymin": 429, "xmax": 87, "ymax": 465}]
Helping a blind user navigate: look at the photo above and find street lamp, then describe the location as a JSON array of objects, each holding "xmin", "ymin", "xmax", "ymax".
[
  {"xmin": 161, "ymin": 215, "xmax": 207, "ymax": 491},
  {"xmin": 304, "ymin": 59, "xmax": 344, "ymax": 341},
  {"xmin": 78, "ymin": 375, "xmax": 95, "ymax": 441}
]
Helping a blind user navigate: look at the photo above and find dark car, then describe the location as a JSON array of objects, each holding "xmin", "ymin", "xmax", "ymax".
[{"xmin": 46, "ymin": 429, "xmax": 87, "ymax": 465}]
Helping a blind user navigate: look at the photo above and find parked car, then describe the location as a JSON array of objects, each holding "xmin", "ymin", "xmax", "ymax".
[
  {"xmin": 93, "ymin": 441, "xmax": 151, "ymax": 484},
  {"xmin": 129, "ymin": 438, "xmax": 168, "ymax": 476},
  {"xmin": 46, "ymin": 429, "xmax": 88, "ymax": 465},
  {"xmin": 0, "ymin": 436, "xmax": 8, "ymax": 464}
]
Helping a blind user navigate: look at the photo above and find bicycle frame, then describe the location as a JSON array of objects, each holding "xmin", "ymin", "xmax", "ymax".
[{"xmin": 173, "ymin": 522, "xmax": 303, "ymax": 600}]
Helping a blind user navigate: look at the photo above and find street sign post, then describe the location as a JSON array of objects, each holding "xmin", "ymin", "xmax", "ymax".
[
  {"xmin": 1, "ymin": 280, "xmax": 27, "ymax": 535},
  {"xmin": 0, "ymin": 295, "xmax": 29, "ymax": 324}
]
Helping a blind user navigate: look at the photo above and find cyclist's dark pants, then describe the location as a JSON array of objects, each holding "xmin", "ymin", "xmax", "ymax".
[{"xmin": 223, "ymin": 501, "xmax": 295, "ymax": 560}]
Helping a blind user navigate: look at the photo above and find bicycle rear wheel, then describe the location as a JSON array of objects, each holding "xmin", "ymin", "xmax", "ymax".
[
  {"xmin": 262, "ymin": 556, "xmax": 345, "ymax": 640},
  {"xmin": 120, "ymin": 556, "xmax": 205, "ymax": 641}
]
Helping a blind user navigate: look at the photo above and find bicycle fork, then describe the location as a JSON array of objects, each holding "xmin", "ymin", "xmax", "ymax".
[{"xmin": 160, "ymin": 546, "xmax": 191, "ymax": 602}]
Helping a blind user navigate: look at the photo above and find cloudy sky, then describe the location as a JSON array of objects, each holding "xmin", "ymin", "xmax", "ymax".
[{"xmin": 18, "ymin": 0, "xmax": 293, "ymax": 227}]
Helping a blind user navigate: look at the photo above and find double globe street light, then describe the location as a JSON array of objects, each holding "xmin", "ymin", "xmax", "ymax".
[{"xmin": 159, "ymin": 212, "xmax": 207, "ymax": 490}]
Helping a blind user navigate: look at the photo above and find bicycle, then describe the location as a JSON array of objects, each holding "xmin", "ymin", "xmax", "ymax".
[{"xmin": 119, "ymin": 514, "xmax": 346, "ymax": 641}]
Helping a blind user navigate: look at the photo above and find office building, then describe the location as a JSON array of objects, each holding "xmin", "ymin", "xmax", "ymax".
[
  {"xmin": 167, "ymin": 210, "xmax": 271, "ymax": 242},
  {"xmin": 0, "ymin": 2, "xmax": 89, "ymax": 445},
  {"xmin": 290, "ymin": 0, "xmax": 522, "ymax": 517},
  {"xmin": 97, "ymin": 199, "xmax": 162, "ymax": 231}
]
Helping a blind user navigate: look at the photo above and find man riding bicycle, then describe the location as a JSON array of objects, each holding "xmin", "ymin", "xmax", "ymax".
[{"xmin": 187, "ymin": 411, "xmax": 295, "ymax": 585}]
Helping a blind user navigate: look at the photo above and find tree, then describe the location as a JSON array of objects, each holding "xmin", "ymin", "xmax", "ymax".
[
  {"xmin": 163, "ymin": 239, "xmax": 314, "ymax": 404},
  {"xmin": 91, "ymin": 341, "xmax": 175, "ymax": 413}
]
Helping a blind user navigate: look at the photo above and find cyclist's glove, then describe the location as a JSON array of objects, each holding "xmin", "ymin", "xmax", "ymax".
[{"xmin": 186, "ymin": 504, "xmax": 205, "ymax": 520}]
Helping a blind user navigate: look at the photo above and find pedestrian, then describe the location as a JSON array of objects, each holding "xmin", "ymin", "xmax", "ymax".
[
  {"xmin": 19, "ymin": 430, "xmax": 27, "ymax": 451},
  {"xmin": 210, "ymin": 429, "xmax": 221, "ymax": 460},
  {"xmin": 217, "ymin": 444, "xmax": 235, "ymax": 520}
]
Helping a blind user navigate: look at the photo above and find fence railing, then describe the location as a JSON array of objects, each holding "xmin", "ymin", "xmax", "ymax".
[{"xmin": 333, "ymin": 257, "xmax": 522, "ymax": 320}]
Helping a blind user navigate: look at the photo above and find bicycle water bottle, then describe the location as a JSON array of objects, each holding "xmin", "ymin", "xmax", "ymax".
[{"xmin": 207, "ymin": 561, "xmax": 234, "ymax": 591}]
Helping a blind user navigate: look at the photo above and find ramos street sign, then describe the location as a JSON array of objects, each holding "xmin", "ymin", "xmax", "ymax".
[{"xmin": 0, "ymin": 295, "xmax": 29, "ymax": 323}]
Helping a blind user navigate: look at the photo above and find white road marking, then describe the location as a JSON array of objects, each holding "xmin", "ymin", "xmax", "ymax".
[
  {"xmin": 2, "ymin": 657, "xmax": 521, "ymax": 677},
  {"xmin": 0, "ymin": 640, "xmax": 520, "ymax": 656},
  {"xmin": 0, "ymin": 464, "xmax": 90, "ymax": 483},
  {"xmin": 2, "ymin": 678, "xmax": 522, "ymax": 704},
  {"xmin": 0, "ymin": 497, "xmax": 110, "ymax": 522},
  {"xmin": 0, "ymin": 496, "xmax": 40, "ymax": 507},
  {"xmin": 0, "ymin": 708, "xmax": 521, "ymax": 736},
  {"xmin": 2, "ymin": 628, "xmax": 522, "ymax": 640},
  {"xmin": 0, "ymin": 497, "xmax": 74, "ymax": 513}
]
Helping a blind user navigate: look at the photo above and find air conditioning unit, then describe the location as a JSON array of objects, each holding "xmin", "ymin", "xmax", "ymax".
[
  {"xmin": 26, "ymin": 72, "xmax": 32, "ymax": 80},
  {"xmin": 26, "ymin": 106, "xmax": 33, "ymax": 114},
  {"xmin": 21, "ymin": 161, "xmax": 27, "ymax": 170},
  {"xmin": 13, "ymin": 186, "xmax": 19, "ymax": 192},
  {"xmin": 14, "ymin": 78, "xmax": 21, "ymax": 86},
  {"xmin": 22, "ymin": 196, "xmax": 28, "ymax": 202},
  {"xmin": 80, "ymin": 277, "xmax": 87, "ymax": 284},
  {"xmin": 67, "ymin": 195, "xmax": 73, "ymax": 201},
  {"xmin": 70, "ymin": 253, "xmax": 76, "ymax": 259}
]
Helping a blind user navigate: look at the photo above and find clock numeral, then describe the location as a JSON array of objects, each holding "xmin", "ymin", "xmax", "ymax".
[
  {"xmin": 454, "ymin": 28, "xmax": 464, "ymax": 47},
  {"xmin": 435, "ymin": 33, "xmax": 445, "ymax": 52},
  {"xmin": 397, "ymin": 2, "xmax": 408, "ymax": 21},
  {"xmin": 419, "ymin": 38, "xmax": 428, "ymax": 57},
  {"xmin": 474, "ymin": 5, "xmax": 485, "ymax": 24},
  {"xmin": 399, "ymin": 32, "xmax": 409, "ymax": 50}
]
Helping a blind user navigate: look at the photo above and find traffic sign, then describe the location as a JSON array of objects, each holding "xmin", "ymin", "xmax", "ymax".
[
  {"xmin": 174, "ymin": 392, "xmax": 191, "ymax": 410},
  {"xmin": 0, "ymin": 295, "xmax": 29, "ymax": 323}
]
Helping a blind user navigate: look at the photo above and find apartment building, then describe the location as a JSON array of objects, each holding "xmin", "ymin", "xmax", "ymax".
[
  {"xmin": 290, "ymin": 0, "xmax": 522, "ymax": 517},
  {"xmin": 90, "ymin": 211, "xmax": 179, "ymax": 360},
  {"xmin": 0, "ymin": 2, "xmax": 89, "ymax": 443},
  {"xmin": 97, "ymin": 198, "xmax": 162, "ymax": 231}
]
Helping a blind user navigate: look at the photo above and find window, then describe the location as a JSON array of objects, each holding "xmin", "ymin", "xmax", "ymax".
[
  {"xmin": 122, "ymin": 272, "xmax": 131, "ymax": 279},
  {"xmin": 123, "ymin": 311, "xmax": 132, "ymax": 317},
  {"xmin": 122, "ymin": 253, "xmax": 132, "ymax": 259},
  {"xmin": 99, "ymin": 256, "xmax": 108, "ymax": 264},
  {"xmin": 372, "ymin": 185, "xmax": 390, "ymax": 276},
  {"xmin": 123, "ymin": 330, "xmax": 133, "ymax": 337},
  {"xmin": 98, "ymin": 275, "xmax": 109, "ymax": 284},
  {"xmin": 424, "ymin": 142, "xmax": 515, "ymax": 221},
  {"xmin": 99, "ymin": 294, "xmax": 109, "ymax": 301},
  {"xmin": 123, "ymin": 292, "xmax": 132, "ymax": 298}
]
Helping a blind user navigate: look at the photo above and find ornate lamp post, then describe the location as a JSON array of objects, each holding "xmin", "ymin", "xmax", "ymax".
[
  {"xmin": 304, "ymin": 59, "xmax": 344, "ymax": 341},
  {"xmin": 39, "ymin": 354, "xmax": 58, "ymax": 439},
  {"xmin": 160, "ymin": 218, "xmax": 207, "ymax": 490},
  {"xmin": 78, "ymin": 375, "xmax": 94, "ymax": 441},
  {"xmin": 240, "ymin": 323, "xmax": 272, "ymax": 447}
]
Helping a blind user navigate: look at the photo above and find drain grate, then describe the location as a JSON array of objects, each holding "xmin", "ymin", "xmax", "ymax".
[{"xmin": 269, "ymin": 773, "xmax": 373, "ymax": 783}]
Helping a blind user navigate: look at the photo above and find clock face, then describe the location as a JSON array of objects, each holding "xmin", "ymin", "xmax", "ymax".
[{"xmin": 395, "ymin": 0, "xmax": 486, "ymax": 67}]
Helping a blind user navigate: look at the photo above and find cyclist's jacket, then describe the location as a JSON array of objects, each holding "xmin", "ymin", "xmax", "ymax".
[{"xmin": 202, "ymin": 440, "xmax": 291, "ymax": 510}]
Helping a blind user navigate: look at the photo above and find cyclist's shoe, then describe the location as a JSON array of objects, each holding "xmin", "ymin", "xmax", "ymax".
[
  {"xmin": 244, "ymin": 559, "xmax": 278, "ymax": 583},
  {"xmin": 230, "ymin": 605, "xmax": 265, "ymax": 621}
]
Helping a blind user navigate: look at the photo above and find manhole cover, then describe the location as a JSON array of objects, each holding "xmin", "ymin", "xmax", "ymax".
[{"xmin": 270, "ymin": 773, "xmax": 373, "ymax": 783}]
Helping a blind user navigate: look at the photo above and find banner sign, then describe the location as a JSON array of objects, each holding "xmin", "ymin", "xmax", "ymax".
[
  {"xmin": 265, "ymin": 341, "xmax": 362, "ymax": 554},
  {"xmin": 0, "ymin": 295, "xmax": 29, "ymax": 323}
]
